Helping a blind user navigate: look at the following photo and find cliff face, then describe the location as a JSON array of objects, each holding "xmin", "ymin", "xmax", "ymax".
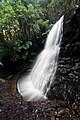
[{"xmin": 48, "ymin": 6, "xmax": 80, "ymax": 116}]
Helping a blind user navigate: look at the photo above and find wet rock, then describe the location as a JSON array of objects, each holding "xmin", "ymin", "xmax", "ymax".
[{"xmin": 48, "ymin": 5, "xmax": 80, "ymax": 118}]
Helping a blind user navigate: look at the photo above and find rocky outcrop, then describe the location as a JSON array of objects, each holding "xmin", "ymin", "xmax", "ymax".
[{"xmin": 47, "ymin": 6, "xmax": 80, "ymax": 117}]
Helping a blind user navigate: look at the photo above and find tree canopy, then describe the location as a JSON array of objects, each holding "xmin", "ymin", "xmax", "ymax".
[{"xmin": 0, "ymin": 0, "xmax": 77, "ymax": 64}]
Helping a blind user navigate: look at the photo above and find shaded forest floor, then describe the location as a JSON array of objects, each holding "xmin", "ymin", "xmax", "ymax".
[{"xmin": 0, "ymin": 79, "xmax": 79, "ymax": 120}]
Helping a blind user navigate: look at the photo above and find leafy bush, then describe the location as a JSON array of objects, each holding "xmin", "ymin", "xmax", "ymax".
[
  {"xmin": 0, "ymin": 0, "xmax": 50, "ymax": 63},
  {"xmin": 0, "ymin": 0, "xmax": 75, "ymax": 64}
]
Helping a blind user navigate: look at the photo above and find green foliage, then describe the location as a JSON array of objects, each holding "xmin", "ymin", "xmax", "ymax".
[
  {"xmin": 0, "ymin": 78, "xmax": 4, "ymax": 83},
  {"xmin": 0, "ymin": 39, "xmax": 32, "ymax": 62},
  {"xmin": 45, "ymin": 0, "xmax": 74, "ymax": 22},
  {"xmin": 0, "ymin": 0, "xmax": 76, "ymax": 64},
  {"xmin": 13, "ymin": 39, "xmax": 32, "ymax": 52},
  {"xmin": 0, "ymin": 0, "xmax": 50, "ymax": 63}
]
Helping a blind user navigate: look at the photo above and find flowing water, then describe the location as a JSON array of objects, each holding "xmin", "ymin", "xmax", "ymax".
[{"xmin": 17, "ymin": 16, "xmax": 64, "ymax": 101}]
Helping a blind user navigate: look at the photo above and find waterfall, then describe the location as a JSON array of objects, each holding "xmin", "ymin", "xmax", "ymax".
[{"xmin": 17, "ymin": 16, "xmax": 64, "ymax": 101}]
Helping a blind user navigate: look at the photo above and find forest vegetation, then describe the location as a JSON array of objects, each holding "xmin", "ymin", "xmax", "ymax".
[
  {"xmin": 0, "ymin": 0, "xmax": 80, "ymax": 120},
  {"xmin": 0, "ymin": 0, "xmax": 79, "ymax": 78}
]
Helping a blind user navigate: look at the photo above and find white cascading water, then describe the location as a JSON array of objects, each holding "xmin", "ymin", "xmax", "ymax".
[{"xmin": 17, "ymin": 16, "xmax": 64, "ymax": 101}]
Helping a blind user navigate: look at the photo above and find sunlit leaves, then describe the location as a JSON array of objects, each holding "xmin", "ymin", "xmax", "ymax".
[{"xmin": 0, "ymin": 0, "xmax": 74, "ymax": 63}]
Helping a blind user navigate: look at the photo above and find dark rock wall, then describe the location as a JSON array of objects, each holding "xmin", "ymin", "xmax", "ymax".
[{"xmin": 48, "ymin": 6, "xmax": 80, "ymax": 115}]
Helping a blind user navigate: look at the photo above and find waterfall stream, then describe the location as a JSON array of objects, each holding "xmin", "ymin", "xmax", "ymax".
[{"xmin": 17, "ymin": 16, "xmax": 64, "ymax": 101}]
